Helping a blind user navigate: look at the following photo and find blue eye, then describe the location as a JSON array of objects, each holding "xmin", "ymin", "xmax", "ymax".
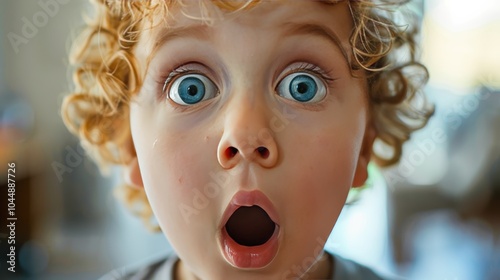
[
  {"xmin": 168, "ymin": 74, "xmax": 217, "ymax": 105},
  {"xmin": 277, "ymin": 72, "xmax": 326, "ymax": 103}
]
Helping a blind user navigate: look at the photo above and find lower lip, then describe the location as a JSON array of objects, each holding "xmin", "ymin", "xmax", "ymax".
[{"xmin": 220, "ymin": 225, "xmax": 280, "ymax": 269}]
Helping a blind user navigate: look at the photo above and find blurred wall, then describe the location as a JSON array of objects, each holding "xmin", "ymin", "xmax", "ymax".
[
  {"xmin": 1, "ymin": 0, "xmax": 86, "ymax": 147},
  {"xmin": 1, "ymin": 2, "xmax": 171, "ymax": 279}
]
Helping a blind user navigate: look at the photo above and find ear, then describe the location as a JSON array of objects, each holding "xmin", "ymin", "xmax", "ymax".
[
  {"xmin": 352, "ymin": 124, "xmax": 376, "ymax": 187},
  {"xmin": 124, "ymin": 156, "xmax": 144, "ymax": 189}
]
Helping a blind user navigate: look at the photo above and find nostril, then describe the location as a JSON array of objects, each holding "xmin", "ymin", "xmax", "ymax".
[
  {"xmin": 226, "ymin": 146, "xmax": 238, "ymax": 158},
  {"xmin": 257, "ymin": 146, "xmax": 269, "ymax": 159}
]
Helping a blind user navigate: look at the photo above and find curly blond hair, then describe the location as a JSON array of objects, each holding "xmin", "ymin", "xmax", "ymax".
[{"xmin": 62, "ymin": 0, "xmax": 434, "ymax": 229}]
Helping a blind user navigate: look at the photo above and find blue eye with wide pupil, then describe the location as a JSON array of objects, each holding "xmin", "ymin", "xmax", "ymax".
[
  {"xmin": 277, "ymin": 72, "xmax": 326, "ymax": 103},
  {"xmin": 178, "ymin": 77, "xmax": 205, "ymax": 104},
  {"xmin": 289, "ymin": 75, "xmax": 317, "ymax": 102},
  {"xmin": 168, "ymin": 74, "xmax": 217, "ymax": 105}
]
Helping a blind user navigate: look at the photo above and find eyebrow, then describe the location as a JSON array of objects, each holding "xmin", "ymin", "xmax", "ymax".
[
  {"xmin": 281, "ymin": 22, "xmax": 353, "ymax": 69},
  {"xmin": 146, "ymin": 24, "xmax": 211, "ymax": 68},
  {"xmin": 146, "ymin": 22, "xmax": 353, "ymax": 70}
]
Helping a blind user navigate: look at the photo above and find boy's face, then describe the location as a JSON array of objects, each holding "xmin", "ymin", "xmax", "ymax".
[{"xmin": 130, "ymin": 0, "xmax": 371, "ymax": 279}]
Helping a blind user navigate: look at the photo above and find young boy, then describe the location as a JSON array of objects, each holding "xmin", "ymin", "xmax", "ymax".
[{"xmin": 62, "ymin": 0, "xmax": 433, "ymax": 279}]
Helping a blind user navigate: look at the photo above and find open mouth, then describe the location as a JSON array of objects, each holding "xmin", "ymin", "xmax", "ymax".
[
  {"xmin": 218, "ymin": 190, "xmax": 281, "ymax": 269},
  {"xmin": 225, "ymin": 206, "xmax": 277, "ymax": 246}
]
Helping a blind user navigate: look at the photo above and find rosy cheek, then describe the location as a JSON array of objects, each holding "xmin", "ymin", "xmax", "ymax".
[
  {"xmin": 280, "ymin": 122, "xmax": 361, "ymax": 217},
  {"xmin": 143, "ymin": 128, "xmax": 221, "ymax": 222},
  {"xmin": 148, "ymin": 136, "xmax": 197, "ymax": 190}
]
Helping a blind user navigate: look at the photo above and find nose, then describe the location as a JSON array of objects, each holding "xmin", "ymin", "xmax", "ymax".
[{"xmin": 217, "ymin": 99, "xmax": 279, "ymax": 169}]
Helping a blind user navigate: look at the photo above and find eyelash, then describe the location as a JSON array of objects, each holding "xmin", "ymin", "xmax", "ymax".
[
  {"xmin": 158, "ymin": 63, "xmax": 336, "ymax": 101},
  {"xmin": 276, "ymin": 63, "xmax": 336, "ymax": 111},
  {"xmin": 160, "ymin": 66, "xmax": 198, "ymax": 96},
  {"xmin": 282, "ymin": 63, "xmax": 336, "ymax": 87}
]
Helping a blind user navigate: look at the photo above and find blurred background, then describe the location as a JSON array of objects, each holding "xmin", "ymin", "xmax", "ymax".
[{"xmin": 0, "ymin": 0, "xmax": 499, "ymax": 279}]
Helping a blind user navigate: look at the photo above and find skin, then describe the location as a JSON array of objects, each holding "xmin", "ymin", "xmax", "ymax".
[{"xmin": 127, "ymin": 1, "xmax": 374, "ymax": 279}]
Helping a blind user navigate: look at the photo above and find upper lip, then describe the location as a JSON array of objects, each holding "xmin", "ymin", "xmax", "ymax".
[{"xmin": 219, "ymin": 190, "xmax": 280, "ymax": 229}]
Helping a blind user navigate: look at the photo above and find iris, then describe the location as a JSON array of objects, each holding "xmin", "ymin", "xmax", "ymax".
[
  {"xmin": 289, "ymin": 74, "xmax": 317, "ymax": 102},
  {"xmin": 177, "ymin": 76, "xmax": 206, "ymax": 104}
]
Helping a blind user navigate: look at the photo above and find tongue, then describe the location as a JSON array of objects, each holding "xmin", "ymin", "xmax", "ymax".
[{"xmin": 225, "ymin": 206, "xmax": 276, "ymax": 246}]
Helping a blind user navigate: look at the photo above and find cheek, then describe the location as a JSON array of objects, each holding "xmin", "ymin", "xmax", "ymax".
[
  {"xmin": 284, "ymin": 128, "xmax": 359, "ymax": 204},
  {"xmin": 277, "ymin": 112, "xmax": 365, "ymax": 243},
  {"xmin": 141, "ymin": 132, "xmax": 215, "ymax": 212},
  {"xmin": 309, "ymin": 128, "xmax": 360, "ymax": 188},
  {"xmin": 131, "ymin": 106, "xmax": 219, "ymax": 232}
]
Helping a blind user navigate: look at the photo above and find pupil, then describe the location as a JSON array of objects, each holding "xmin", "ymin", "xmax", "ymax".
[
  {"xmin": 187, "ymin": 85, "xmax": 198, "ymax": 96},
  {"xmin": 297, "ymin": 83, "xmax": 308, "ymax": 94}
]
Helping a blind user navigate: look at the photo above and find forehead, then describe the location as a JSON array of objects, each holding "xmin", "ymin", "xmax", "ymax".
[
  {"xmin": 139, "ymin": 0, "xmax": 354, "ymax": 54},
  {"xmin": 168, "ymin": 0, "xmax": 350, "ymax": 23}
]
